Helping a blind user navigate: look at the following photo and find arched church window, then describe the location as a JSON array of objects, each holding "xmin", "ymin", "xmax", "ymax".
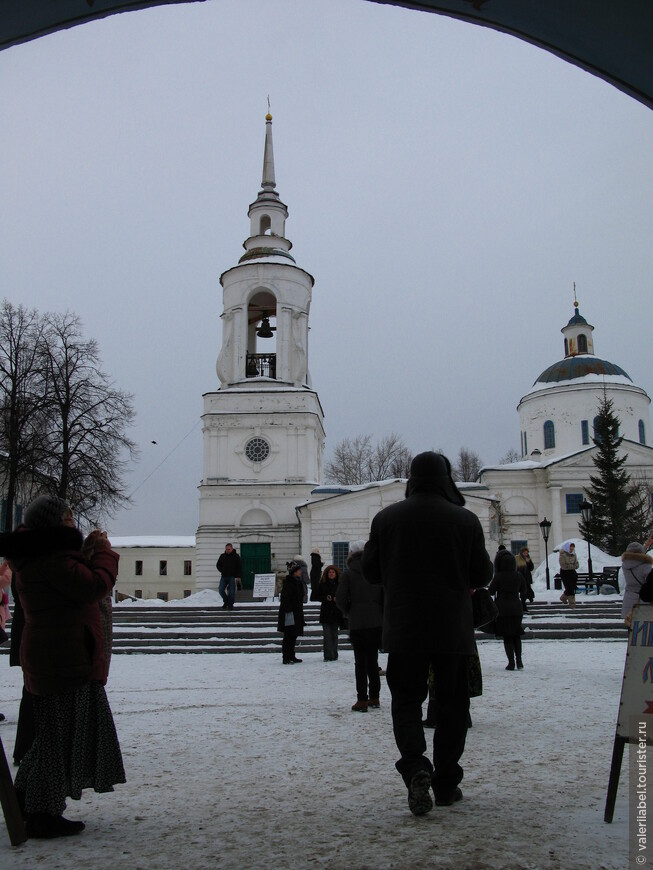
[
  {"xmin": 244, "ymin": 437, "xmax": 270, "ymax": 463},
  {"xmin": 564, "ymin": 338, "xmax": 569, "ymax": 356},
  {"xmin": 577, "ymin": 334, "xmax": 588, "ymax": 353},
  {"xmin": 259, "ymin": 215, "xmax": 271, "ymax": 234},
  {"xmin": 593, "ymin": 416, "xmax": 603, "ymax": 444},
  {"xmin": 640, "ymin": 419, "xmax": 647, "ymax": 445},
  {"xmin": 543, "ymin": 420, "xmax": 555, "ymax": 450}
]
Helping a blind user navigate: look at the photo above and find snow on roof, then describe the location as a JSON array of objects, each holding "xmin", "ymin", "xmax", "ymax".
[{"xmin": 110, "ymin": 536, "xmax": 196, "ymax": 549}]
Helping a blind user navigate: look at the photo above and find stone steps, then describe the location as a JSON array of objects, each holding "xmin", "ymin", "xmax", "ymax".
[{"xmin": 1, "ymin": 600, "xmax": 627, "ymax": 655}]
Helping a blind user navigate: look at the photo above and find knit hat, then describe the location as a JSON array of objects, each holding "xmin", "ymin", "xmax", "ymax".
[
  {"xmin": 23, "ymin": 495, "xmax": 70, "ymax": 530},
  {"xmin": 286, "ymin": 560, "xmax": 301, "ymax": 575},
  {"xmin": 627, "ymin": 542, "xmax": 645, "ymax": 553},
  {"xmin": 349, "ymin": 540, "xmax": 366, "ymax": 555}
]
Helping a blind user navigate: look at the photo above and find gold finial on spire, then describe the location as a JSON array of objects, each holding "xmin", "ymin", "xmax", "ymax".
[
  {"xmin": 573, "ymin": 281, "xmax": 578, "ymax": 308},
  {"xmin": 266, "ymin": 95, "xmax": 272, "ymax": 121}
]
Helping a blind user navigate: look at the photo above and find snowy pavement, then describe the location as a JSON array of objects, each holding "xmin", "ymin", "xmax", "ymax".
[{"xmin": 0, "ymin": 639, "xmax": 629, "ymax": 869}]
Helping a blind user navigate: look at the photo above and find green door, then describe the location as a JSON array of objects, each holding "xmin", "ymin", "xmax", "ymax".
[{"xmin": 240, "ymin": 543, "xmax": 271, "ymax": 590}]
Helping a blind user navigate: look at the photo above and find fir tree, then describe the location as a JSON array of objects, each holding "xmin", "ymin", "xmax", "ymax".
[{"xmin": 579, "ymin": 396, "xmax": 648, "ymax": 555}]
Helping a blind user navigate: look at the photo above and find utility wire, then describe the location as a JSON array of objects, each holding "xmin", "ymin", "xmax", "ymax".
[{"xmin": 128, "ymin": 419, "xmax": 202, "ymax": 501}]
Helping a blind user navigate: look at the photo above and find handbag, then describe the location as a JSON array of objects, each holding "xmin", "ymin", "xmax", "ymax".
[
  {"xmin": 472, "ymin": 587, "xmax": 499, "ymax": 629},
  {"xmin": 284, "ymin": 611, "xmax": 295, "ymax": 627}
]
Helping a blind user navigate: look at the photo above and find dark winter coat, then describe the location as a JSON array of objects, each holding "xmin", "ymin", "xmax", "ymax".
[
  {"xmin": 315, "ymin": 566, "xmax": 341, "ymax": 625},
  {"xmin": 216, "ymin": 549, "xmax": 242, "ymax": 577},
  {"xmin": 309, "ymin": 552, "xmax": 323, "ymax": 601},
  {"xmin": 0, "ymin": 524, "xmax": 119, "ymax": 696},
  {"xmin": 336, "ymin": 551, "xmax": 383, "ymax": 631},
  {"xmin": 489, "ymin": 552, "xmax": 526, "ymax": 636},
  {"xmin": 277, "ymin": 572, "xmax": 305, "ymax": 635},
  {"xmin": 362, "ymin": 491, "xmax": 493, "ymax": 654},
  {"xmin": 516, "ymin": 553, "xmax": 535, "ymax": 606},
  {"xmin": 9, "ymin": 572, "xmax": 24, "ymax": 667}
]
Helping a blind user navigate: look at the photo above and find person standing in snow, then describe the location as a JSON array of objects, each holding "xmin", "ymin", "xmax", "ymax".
[
  {"xmin": 621, "ymin": 538, "xmax": 653, "ymax": 624},
  {"xmin": 277, "ymin": 561, "xmax": 305, "ymax": 664},
  {"xmin": 216, "ymin": 543, "xmax": 242, "ymax": 610},
  {"xmin": 315, "ymin": 564, "xmax": 342, "ymax": 661},
  {"xmin": 558, "ymin": 542, "xmax": 579, "ymax": 607},
  {"xmin": 362, "ymin": 451, "xmax": 493, "ymax": 816},
  {"xmin": 309, "ymin": 547, "xmax": 323, "ymax": 601},
  {"xmin": 335, "ymin": 540, "xmax": 383, "ymax": 711},
  {"xmin": 0, "ymin": 494, "xmax": 125, "ymax": 839},
  {"xmin": 515, "ymin": 546, "xmax": 535, "ymax": 612},
  {"xmin": 489, "ymin": 550, "xmax": 527, "ymax": 670}
]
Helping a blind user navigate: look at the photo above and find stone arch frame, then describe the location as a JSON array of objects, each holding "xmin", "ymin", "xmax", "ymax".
[{"xmin": 234, "ymin": 501, "xmax": 278, "ymax": 528}]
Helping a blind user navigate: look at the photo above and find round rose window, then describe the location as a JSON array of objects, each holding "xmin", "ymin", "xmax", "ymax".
[{"xmin": 244, "ymin": 437, "xmax": 270, "ymax": 463}]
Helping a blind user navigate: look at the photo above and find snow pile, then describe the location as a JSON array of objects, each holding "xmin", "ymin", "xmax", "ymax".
[{"xmin": 531, "ymin": 538, "xmax": 621, "ymax": 594}]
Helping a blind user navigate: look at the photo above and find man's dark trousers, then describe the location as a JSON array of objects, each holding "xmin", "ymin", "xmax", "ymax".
[{"xmin": 386, "ymin": 652, "xmax": 469, "ymax": 798}]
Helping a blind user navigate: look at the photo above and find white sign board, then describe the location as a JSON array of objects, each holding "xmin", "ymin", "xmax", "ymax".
[
  {"xmin": 252, "ymin": 573, "xmax": 277, "ymax": 600},
  {"xmin": 617, "ymin": 603, "xmax": 653, "ymax": 739}
]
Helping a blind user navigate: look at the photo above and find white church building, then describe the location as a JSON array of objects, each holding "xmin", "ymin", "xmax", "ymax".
[{"xmin": 112, "ymin": 119, "xmax": 652, "ymax": 599}]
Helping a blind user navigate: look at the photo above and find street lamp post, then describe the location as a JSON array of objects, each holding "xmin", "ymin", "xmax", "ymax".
[
  {"xmin": 539, "ymin": 517, "xmax": 552, "ymax": 590},
  {"xmin": 580, "ymin": 499, "xmax": 594, "ymax": 592}
]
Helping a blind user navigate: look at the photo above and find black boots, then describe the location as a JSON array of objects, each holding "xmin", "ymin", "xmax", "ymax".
[{"xmin": 25, "ymin": 814, "xmax": 85, "ymax": 839}]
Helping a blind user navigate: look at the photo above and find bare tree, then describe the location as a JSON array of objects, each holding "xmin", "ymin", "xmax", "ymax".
[
  {"xmin": 500, "ymin": 448, "xmax": 521, "ymax": 464},
  {"xmin": 452, "ymin": 447, "xmax": 483, "ymax": 482},
  {"xmin": 39, "ymin": 311, "xmax": 139, "ymax": 524},
  {"xmin": 324, "ymin": 433, "xmax": 412, "ymax": 485},
  {"xmin": 0, "ymin": 301, "xmax": 48, "ymax": 530}
]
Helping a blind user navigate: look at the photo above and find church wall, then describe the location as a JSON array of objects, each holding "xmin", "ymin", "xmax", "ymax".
[{"xmin": 519, "ymin": 381, "xmax": 650, "ymax": 460}]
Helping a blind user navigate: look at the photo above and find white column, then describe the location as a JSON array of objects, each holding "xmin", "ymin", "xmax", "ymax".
[{"xmin": 549, "ymin": 486, "xmax": 563, "ymax": 549}]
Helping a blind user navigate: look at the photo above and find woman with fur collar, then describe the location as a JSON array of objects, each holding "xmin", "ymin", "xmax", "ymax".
[
  {"xmin": 0, "ymin": 494, "xmax": 125, "ymax": 840},
  {"xmin": 621, "ymin": 538, "xmax": 653, "ymax": 622}
]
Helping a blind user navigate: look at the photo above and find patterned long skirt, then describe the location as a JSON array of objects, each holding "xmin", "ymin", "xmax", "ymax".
[{"xmin": 14, "ymin": 681, "xmax": 125, "ymax": 816}]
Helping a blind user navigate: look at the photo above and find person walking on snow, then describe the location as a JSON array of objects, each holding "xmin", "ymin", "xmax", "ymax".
[
  {"xmin": 558, "ymin": 541, "xmax": 578, "ymax": 607},
  {"xmin": 362, "ymin": 451, "xmax": 492, "ymax": 816},
  {"xmin": 216, "ymin": 543, "xmax": 242, "ymax": 610}
]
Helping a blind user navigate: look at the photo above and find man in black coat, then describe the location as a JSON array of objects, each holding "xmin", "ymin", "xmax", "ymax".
[
  {"xmin": 362, "ymin": 451, "xmax": 492, "ymax": 816},
  {"xmin": 216, "ymin": 543, "xmax": 242, "ymax": 611}
]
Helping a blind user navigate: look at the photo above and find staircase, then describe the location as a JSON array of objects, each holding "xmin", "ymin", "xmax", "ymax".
[{"xmin": 1, "ymin": 599, "xmax": 626, "ymax": 656}]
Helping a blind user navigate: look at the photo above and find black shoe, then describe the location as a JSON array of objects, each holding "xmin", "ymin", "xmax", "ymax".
[
  {"xmin": 292, "ymin": 657, "xmax": 303, "ymax": 664},
  {"xmin": 505, "ymin": 663, "xmax": 515, "ymax": 671},
  {"xmin": 408, "ymin": 770, "xmax": 433, "ymax": 816},
  {"xmin": 26, "ymin": 814, "xmax": 85, "ymax": 839},
  {"xmin": 221, "ymin": 603, "xmax": 228, "ymax": 610},
  {"xmin": 435, "ymin": 786, "xmax": 463, "ymax": 807},
  {"xmin": 282, "ymin": 659, "xmax": 295, "ymax": 665},
  {"xmin": 0, "ymin": 713, "xmax": 5, "ymax": 722}
]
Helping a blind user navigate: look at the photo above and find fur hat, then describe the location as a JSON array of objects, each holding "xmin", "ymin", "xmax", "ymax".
[
  {"xmin": 286, "ymin": 560, "xmax": 302, "ymax": 575},
  {"xmin": 23, "ymin": 495, "xmax": 70, "ymax": 530},
  {"xmin": 349, "ymin": 540, "xmax": 366, "ymax": 555}
]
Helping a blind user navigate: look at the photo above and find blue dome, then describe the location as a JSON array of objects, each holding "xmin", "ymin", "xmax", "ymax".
[
  {"xmin": 566, "ymin": 309, "xmax": 588, "ymax": 326},
  {"xmin": 534, "ymin": 356, "xmax": 631, "ymax": 385}
]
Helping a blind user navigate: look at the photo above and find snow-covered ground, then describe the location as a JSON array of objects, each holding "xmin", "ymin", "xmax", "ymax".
[{"xmin": 0, "ymin": 637, "xmax": 630, "ymax": 869}]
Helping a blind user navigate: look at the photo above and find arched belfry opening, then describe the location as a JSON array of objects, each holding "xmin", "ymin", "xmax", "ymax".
[
  {"xmin": 246, "ymin": 290, "xmax": 277, "ymax": 378},
  {"xmin": 259, "ymin": 214, "xmax": 271, "ymax": 235}
]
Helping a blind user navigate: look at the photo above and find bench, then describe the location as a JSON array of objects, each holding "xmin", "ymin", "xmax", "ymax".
[{"xmin": 554, "ymin": 567, "xmax": 620, "ymax": 594}]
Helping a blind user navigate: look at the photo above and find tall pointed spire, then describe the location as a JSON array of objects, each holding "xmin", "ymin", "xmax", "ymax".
[
  {"xmin": 240, "ymin": 109, "xmax": 294, "ymax": 264},
  {"xmin": 261, "ymin": 103, "xmax": 276, "ymax": 191}
]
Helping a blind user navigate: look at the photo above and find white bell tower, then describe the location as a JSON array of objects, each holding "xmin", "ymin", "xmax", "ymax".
[{"xmin": 196, "ymin": 112, "xmax": 325, "ymax": 591}]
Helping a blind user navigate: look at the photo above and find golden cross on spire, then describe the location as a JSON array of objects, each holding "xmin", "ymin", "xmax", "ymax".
[
  {"xmin": 573, "ymin": 281, "xmax": 578, "ymax": 308},
  {"xmin": 266, "ymin": 95, "xmax": 272, "ymax": 121}
]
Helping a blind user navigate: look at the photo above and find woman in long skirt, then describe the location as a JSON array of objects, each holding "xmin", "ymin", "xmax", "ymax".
[{"xmin": 1, "ymin": 495, "xmax": 125, "ymax": 839}]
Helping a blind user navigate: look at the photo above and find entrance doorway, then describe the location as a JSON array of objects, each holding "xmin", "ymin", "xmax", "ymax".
[{"xmin": 240, "ymin": 542, "xmax": 271, "ymax": 590}]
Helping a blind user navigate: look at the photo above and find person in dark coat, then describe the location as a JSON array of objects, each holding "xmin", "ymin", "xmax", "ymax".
[
  {"xmin": 336, "ymin": 541, "xmax": 383, "ymax": 711},
  {"xmin": 515, "ymin": 546, "xmax": 535, "ymax": 612},
  {"xmin": 309, "ymin": 548, "xmax": 323, "ymax": 602},
  {"xmin": 315, "ymin": 564, "xmax": 341, "ymax": 661},
  {"xmin": 489, "ymin": 551, "xmax": 527, "ymax": 670},
  {"xmin": 0, "ymin": 494, "xmax": 125, "ymax": 839},
  {"xmin": 216, "ymin": 543, "xmax": 242, "ymax": 610},
  {"xmin": 6, "ymin": 550, "xmax": 37, "ymax": 765},
  {"xmin": 277, "ymin": 561, "xmax": 305, "ymax": 664},
  {"xmin": 362, "ymin": 451, "xmax": 493, "ymax": 816}
]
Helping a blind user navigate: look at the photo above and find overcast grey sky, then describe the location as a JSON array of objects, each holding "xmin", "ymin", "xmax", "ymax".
[{"xmin": 1, "ymin": 0, "xmax": 652, "ymax": 536}]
